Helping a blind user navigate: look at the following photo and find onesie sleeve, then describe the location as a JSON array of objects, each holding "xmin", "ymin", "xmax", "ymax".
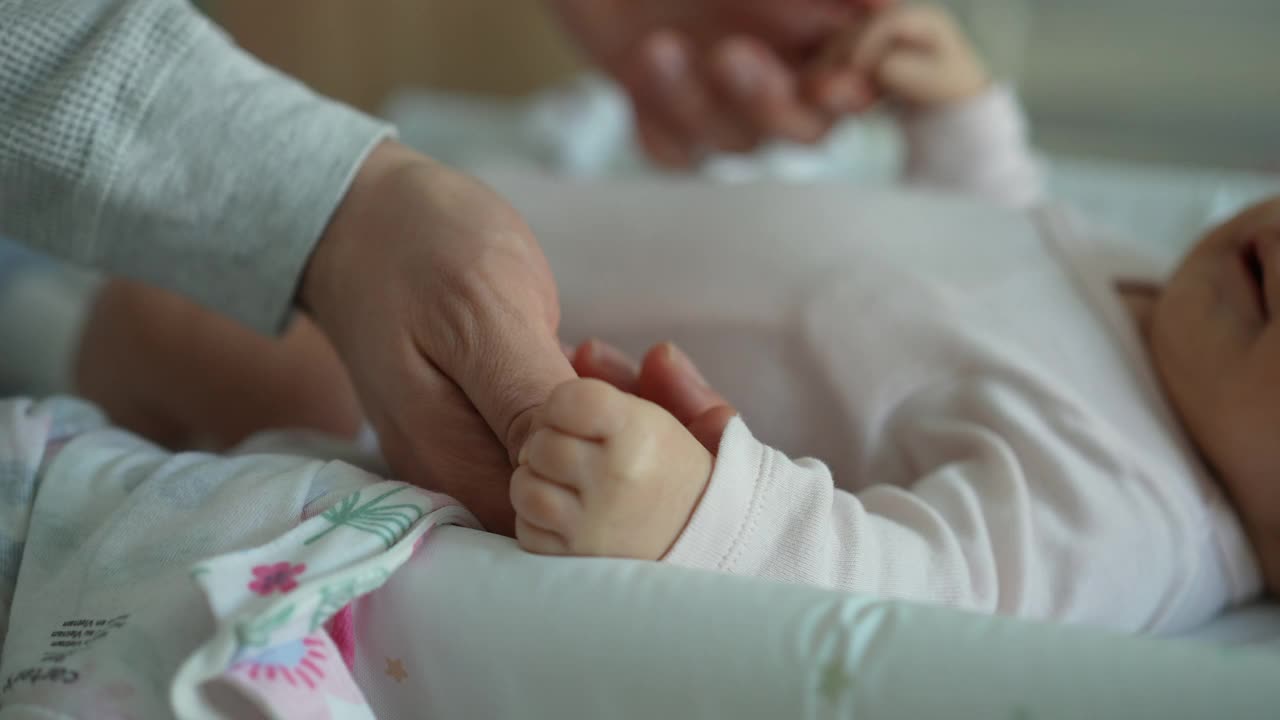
[
  {"xmin": 665, "ymin": 382, "xmax": 1239, "ymax": 632},
  {"xmin": 0, "ymin": 0, "xmax": 392, "ymax": 334},
  {"xmin": 898, "ymin": 85, "xmax": 1045, "ymax": 210}
]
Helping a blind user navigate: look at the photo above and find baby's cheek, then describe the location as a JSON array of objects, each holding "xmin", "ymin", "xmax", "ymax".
[{"xmin": 1205, "ymin": 386, "xmax": 1279, "ymax": 478}]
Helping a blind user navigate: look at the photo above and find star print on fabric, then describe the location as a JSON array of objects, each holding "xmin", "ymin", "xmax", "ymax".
[{"xmin": 386, "ymin": 657, "xmax": 408, "ymax": 683}]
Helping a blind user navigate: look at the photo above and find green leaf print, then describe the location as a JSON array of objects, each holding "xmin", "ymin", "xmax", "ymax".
[
  {"xmin": 308, "ymin": 568, "xmax": 392, "ymax": 631},
  {"xmin": 303, "ymin": 486, "xmax": 425, "ymax": 550},
  {"xmin": 236, "ymin": 603, "xmax": 295, "ymax": 649}
]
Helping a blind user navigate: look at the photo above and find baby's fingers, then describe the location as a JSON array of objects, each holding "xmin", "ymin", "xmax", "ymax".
[
  {"xmin": 519, "ymin": 426, "xmax": 603, "ymax": 488},
  {"xmin": 852, "ymin": 6, "xmax": 940, "ymax": 73},
  {"xmin": 511, "ymin": 466, "xmax": 580, "ymax": 545},
  {"xmin": 877, "ymin": 51, "xmax": 938, "ymax": 97},
  {"xmin": 806, "ymin": 21, "xmax": 879, "ymax": 113},
  {"xmin": 541, "ymin": 379, "xmax": 630, "ymax": 440},
  {"xmin": 807, "ymin": 65, "xmax": 877, "ymax": 115},
  {"xmin": 515, "ymin": 515, "xmax": 570, "ymax": 555}
]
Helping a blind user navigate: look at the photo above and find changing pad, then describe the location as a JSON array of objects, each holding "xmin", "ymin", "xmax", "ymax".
[
  {"xmin": 358, "ymin": 527, "xmax": 1280, "ymax": 719},
  {"xmin": 392, "ymin": 75, "xmax": 1280, "ymax": 655}
]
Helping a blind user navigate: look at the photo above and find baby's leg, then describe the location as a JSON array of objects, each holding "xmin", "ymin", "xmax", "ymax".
[{"xmin": 511, "ymin": 342, "xmax": 735, "ymax": 560}]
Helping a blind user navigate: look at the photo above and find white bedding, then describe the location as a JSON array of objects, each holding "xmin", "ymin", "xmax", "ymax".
[
  {"xmin": 1182, "ymin": 602, "xmax": 1280, "ymax": 648},
  {"xmin": 386, "ymin": 79, "xmax": 1280, "ymax": 658},
  {"xmin": 5, "ymin": 76, "xmax": 1279, "ymax": 718},
  {"xmin": 363, "ymin": 527, "xmax": 1280, "ymax": 719},
  {"xmin": 252, "ymin": 423, "xmax": 1280, "ymax": 720},
  {"xmin": 387, "ymin": 75, "xmax": 1280, "ymax": 253}
]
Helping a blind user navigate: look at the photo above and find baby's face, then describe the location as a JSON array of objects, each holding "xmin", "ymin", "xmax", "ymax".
[{"xmin": 1150, "ymin": 195, "xmax": 1280, "ymax": 590}]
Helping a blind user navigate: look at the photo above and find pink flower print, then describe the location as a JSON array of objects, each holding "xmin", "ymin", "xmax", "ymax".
[
  {"xmin": 248, "ymin": 562, "xmax": 307, "ymax": 596},
  {"xmin": 227, "ymin": 633, "xmax": 368, "ymax": 717},
  {"xmin": 234, "ymin": 636, "xmax": 330, "ymax": 689}
]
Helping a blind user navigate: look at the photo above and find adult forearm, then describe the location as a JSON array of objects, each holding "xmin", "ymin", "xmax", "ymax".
[{"xmin": 0, "ymin": 0, "xmax": 391, "ymax": 333}]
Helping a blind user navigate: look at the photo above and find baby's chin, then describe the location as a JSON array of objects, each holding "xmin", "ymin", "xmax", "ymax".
[
  {"xmin": 1256, "ymin": 530, "xmax": 1280, "ymax": 598},
  {"xmin": 1114, "ymin": 279, "xmax": 1162, "ymax": 336},
  {"xmin": 1219, "ymin": 471, "xmax": 1280, "ymax": 598}
]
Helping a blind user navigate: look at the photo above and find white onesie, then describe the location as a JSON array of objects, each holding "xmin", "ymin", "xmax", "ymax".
[{"xmin": 495, "ymin": 87, "xmax": 1263, "ymax": 634}]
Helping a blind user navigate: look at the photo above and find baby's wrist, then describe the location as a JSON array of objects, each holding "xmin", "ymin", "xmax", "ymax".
[
  {"xmin": 911, "ymin": 72, "xmax": 992, "ymax": 113},
  {"xmin": 955, "ymin": 68, "xmax": 993, "ymax": 102},
  {"xmin": 657, "ymin": 449, "xmax": 714, "ymax": 560}
]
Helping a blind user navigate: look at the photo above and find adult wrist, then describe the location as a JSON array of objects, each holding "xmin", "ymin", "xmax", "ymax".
[{"xmin": 299, "ymin": 141, "xmax": 424, "ymax": 325}]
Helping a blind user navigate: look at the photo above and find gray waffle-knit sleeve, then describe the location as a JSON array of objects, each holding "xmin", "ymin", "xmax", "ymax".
[{"xmin": 0, "ymin": 0, "xmax": 393, "ymax": 333}]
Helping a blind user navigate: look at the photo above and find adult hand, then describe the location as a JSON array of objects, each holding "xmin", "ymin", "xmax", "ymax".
[
  {"xmin": 302, "ymin": 141, "xmax": 575, "ymax": 535},
  {"xmin": 548, "ymin": 0, "xmax": 894, "ymax": 167}
]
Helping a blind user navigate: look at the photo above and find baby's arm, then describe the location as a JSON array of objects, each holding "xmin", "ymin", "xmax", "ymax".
[
  {"xmin": 818, "ymin": 6, "xmax": 1044, "ymax": 208},
  {"xmin": 672, "ymin": 395, "xmax": 1195, "ymax": 628},
  {"xmin": 517, "ymin": 342, "xmax": 1208, "ymax": 630}
]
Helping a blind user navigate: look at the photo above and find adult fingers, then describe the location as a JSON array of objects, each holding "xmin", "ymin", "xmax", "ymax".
[
  {"xmin": 423, "ymin": 239, "xmax": 577, "ymax": 467},
  {"xmin": 372, "ymin": 347, "xmax": 517, "ymax": 534},
  {"xmin": 635, "ymin": 115, "xmax": 695, "ymax": 169},
  {"xmin": 687, "ymin": 405, "xmax": 739, "ymax": 454},
  {"xmin": 629, "ymin": 31, "xmax": 754, "ymax": 163},
  {"xmin": 709, "ymin": 37, "xmax": 832, "ymax": 145},
  {"xmin": 735, "ymin": 0, "xmax": 860, "ymax": 47},
  {"xmin": 634, "ymin": 343, "xmax": 735, "ymax": 427},
  {"xmin": 459, "ymin": 314, "xmax": 577, "ymax": 466},
  {"xmin": 571, "ymin": 339, "xmax": 640, "ymax": 393}
]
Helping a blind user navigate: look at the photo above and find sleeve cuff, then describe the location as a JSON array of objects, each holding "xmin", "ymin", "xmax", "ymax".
[
  {"xmin": 900, "ymin": 84, "xmax": 1026, "ymax": 155},
  {"xmin": 663, "ymin": 416, "xmax": 771, "ymax": 573},
  {"xmin": 898, "ymin": 84, "xmax": 1043, "ymax": 208},
  {"xmin": 94, "ymin": 11, "xmax": 394, "ymax": 334}
]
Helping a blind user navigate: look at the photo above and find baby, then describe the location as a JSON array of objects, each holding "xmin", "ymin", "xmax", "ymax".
[{"xmin": 509, "ymin": 4, "xmax": 1279, "ymax": 633}]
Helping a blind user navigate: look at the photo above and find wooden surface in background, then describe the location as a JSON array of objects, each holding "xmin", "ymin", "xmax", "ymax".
[{"xmin": 214, "ymin": 0, "xmax": 581, "ymax": 112}]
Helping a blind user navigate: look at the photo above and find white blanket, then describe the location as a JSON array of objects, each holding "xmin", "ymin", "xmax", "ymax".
[{"xmin": 0, "ymin": 397, "xmax": 474, "ymax": 719}]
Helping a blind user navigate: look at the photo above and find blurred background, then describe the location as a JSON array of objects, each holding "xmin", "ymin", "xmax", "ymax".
[{"xmin": 206, "ymin": 0, "xmax": 1277, "ymax": 171}]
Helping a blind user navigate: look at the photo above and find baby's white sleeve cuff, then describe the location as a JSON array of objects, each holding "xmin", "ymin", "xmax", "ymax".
[{"xmin": 663, "ymin": 416, "xmax": 771, "ymax": 572}]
